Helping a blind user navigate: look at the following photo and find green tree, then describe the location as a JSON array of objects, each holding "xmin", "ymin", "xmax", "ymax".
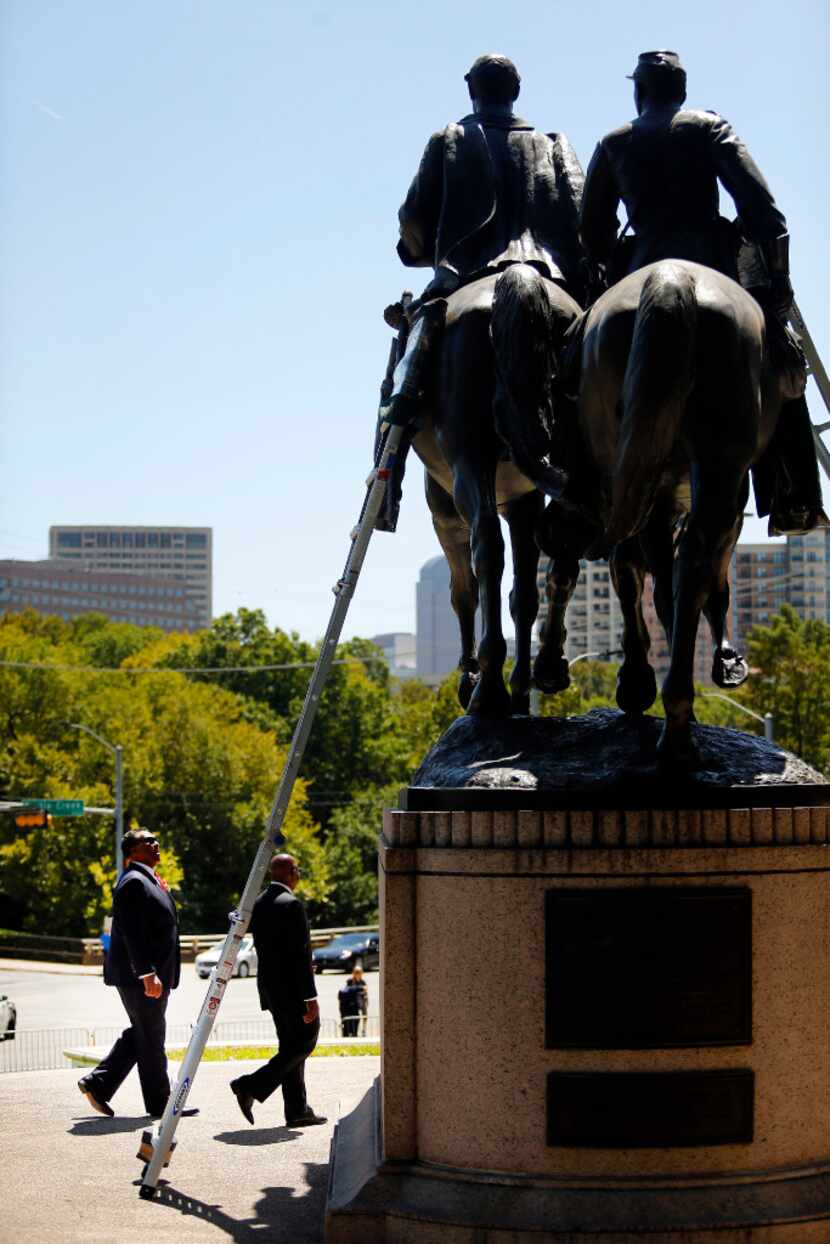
[
  {"xmin": 742, "ymin": 605, "xmax": 830, "ymax": 771},
  {"xmin": 0, "ymin": 612, "xmax": 327, "ymax": 934}
]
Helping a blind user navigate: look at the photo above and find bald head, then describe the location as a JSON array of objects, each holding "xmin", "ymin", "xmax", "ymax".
[{"xmin": 270, "ymin": 853, "xmax": 300, "ymax": 889}]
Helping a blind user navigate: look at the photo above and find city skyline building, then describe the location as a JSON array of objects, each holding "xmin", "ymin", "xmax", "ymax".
[
  {"xmin": 48, "ymin": 525, "xmax": 212, "ymax": 628},
  {"xmin": 370, "ymin": 632, "xmax": 417, "ymax": 680},
  {"xmin": 0, "ymin": 559, "xmax": 202, "ymax": 632},
  {"xmin": 416, "ymin": 555, "xmax": 463, "ymax": 683}
]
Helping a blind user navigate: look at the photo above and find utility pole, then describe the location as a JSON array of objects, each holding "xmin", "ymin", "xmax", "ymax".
[
  {"xmin": 68, "ymin": 723, "xmax": 125, "ymax": 875},
  {"xmin": 114, "ymin": 744, "xmax": 124, "ymax": 876}
]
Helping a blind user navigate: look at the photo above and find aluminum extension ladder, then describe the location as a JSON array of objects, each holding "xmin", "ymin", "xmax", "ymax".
[
  {"xmin": 790, "ymin": 300, "xmax": 830, "ymax": 484},
  {"xmin": 138, "ymin": 305, "xmax": 411, "ymax": 1198}
]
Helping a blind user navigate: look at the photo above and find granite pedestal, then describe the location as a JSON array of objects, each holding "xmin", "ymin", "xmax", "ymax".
[{"xmin": 325, "ymin": 716, "xmax": 830, "ymax": 1241}]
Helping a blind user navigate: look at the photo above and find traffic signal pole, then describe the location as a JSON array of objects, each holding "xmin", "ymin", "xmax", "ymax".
[
  {"xmin": 114, "ymin": 746, "xmax": 124, "ymax": 877},
  {"xmin": 139, "ymin": 407, "xmax": 408, "ymax": 1197}
]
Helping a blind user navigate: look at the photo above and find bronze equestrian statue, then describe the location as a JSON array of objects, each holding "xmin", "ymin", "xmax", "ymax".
[
  {"xmin": 535, "ymin": 51, "xmax": 819, "ymax": 764},
  {"xmin": 381, "ymin": 54, "xmax": 585, "ymax": 714},
  {"xmin": 579, "ymin": 49, "xmax": 827, "ymax": 538}
]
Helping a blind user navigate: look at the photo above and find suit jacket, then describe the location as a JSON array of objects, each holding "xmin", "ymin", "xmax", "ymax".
[
  {"xmin": 104, "ymin": 862, "xmax": 181, "ymax": 990},
  {"xmin": 398, "ymin": 111, "xmax": 585, "ymax": 292},
  {"xmin": 580, "ymin": 105, "xmax": 787, "ymax": 276},
  {"xmin": 249, "ymin": 882, "xmax": 317, "ymax": 1013}
]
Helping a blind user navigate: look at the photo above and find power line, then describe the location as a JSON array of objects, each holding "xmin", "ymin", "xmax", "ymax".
[{"xmin": 0, "ymin": 656, "xmax": 386, "ymax": 675}]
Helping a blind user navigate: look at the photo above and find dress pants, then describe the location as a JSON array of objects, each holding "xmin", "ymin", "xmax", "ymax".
[
  {"xmin": 242, "ymin": 1003, "xmax": 320, "ymax": 1121},
  {"xmin": 84, "ymin": 985, "xmax": 171, "ymax": 1115}
]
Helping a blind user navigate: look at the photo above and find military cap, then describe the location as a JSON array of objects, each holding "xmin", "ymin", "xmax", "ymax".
[{"xmin": 628, "ymin": 50, "xmax": 685, "ymax": 80}]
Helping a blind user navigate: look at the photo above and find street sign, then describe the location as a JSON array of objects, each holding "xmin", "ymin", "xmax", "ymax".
[{"xmin": 22, "ymin": 799, "xmax": 84, "ymax": 817}]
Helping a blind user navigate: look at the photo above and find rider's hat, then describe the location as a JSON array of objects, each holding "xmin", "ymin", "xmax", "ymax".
[{"xmin": 628, "ymin": 50, "xmax": 686, "ymax": 84}]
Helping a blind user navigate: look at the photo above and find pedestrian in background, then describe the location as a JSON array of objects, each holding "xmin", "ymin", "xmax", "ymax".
[
  {"xmin": 77, "ymin": 828, "xmax": 197, "ymax": 1120},
  {"xmin": 338, "ymin": 965, "xmax": 369, "ymax": 1037}
]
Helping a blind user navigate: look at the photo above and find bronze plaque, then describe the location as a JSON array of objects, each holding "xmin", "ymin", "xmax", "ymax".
[
  {"xmin": 545, "ymin": 887, "xmax": 751, "ymax": 1048},
  {"xmin": 547, "ymin": 1069, "xmax": 754, "ymax": 1148}
]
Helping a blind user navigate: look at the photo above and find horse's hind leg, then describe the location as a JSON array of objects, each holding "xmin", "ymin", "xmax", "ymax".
[
  {"xmin": 703, "ymin": 475, "xmax": 750, "ymax": 688},
  {"xmin": 659, "ymin": 462, "xmax": 746, "ymax": 766},
  {"xmin": 425, "ymin": 470, "xmax": 480, "ymax": 708},
  {"xmin": 532, "ymin": 503, "xmax": 586, "ymax": 695},
  {"xmin": 506, "ymin": 489, "xmax": 544, "ymax": 714},
  {"xmin": 452, "ymin": 457, "xmax": 511, "ymax": 716},
  {"xmin": 610, "ymin": 537, "xmax": 658, "ymax": 714}
]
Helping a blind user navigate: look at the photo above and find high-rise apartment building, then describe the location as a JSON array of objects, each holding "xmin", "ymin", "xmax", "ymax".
[
  {"xmin": 732, "ymin": 531, "xmax": 830, "ymax": 649},
  {"xmin": 0, "ymin": 560, "xmax": 202, "ymax": 632},
  {"xmin": 49, "ymin": 526, "xmax": 212, "ymax": 628}
]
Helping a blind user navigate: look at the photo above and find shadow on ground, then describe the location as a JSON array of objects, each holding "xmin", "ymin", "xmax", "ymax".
[
  {"xmin": 69, "ymin": 1115, "xmax": 151, "ymax": 1136},
  {"xmin": 135, "ymin": 1161, "xmax": 329, "ymax": 1243},
  {"xmin": 214, "ymin": 1126, "xmax": 301, "ymax": 1146}
]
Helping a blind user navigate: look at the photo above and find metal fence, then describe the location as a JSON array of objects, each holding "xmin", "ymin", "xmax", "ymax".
[{"xmin": 0, "ymin": 1015, "xmax": 380, "ymax": 1074}]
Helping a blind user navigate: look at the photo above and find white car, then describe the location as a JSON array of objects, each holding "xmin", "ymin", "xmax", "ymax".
[
  {"xmin": 0, "ymin": 993, "xmax": 16, "ymax": 1040},
  {"xmin": 195, "ymin": 935, "xmax": 258, "ymax": 980}
]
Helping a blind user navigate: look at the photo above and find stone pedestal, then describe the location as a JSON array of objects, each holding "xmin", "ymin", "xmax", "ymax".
[{"xmin": 326, "ymin": 798, "xmax": 830, "ymax": 1242}]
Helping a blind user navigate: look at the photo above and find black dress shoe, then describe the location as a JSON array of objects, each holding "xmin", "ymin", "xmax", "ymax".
[
  {"xmin": 286, "ymin": 1109, "xmax": 328, "ymax": 1127},
  {"xmin": 149, "ymin": 1106, "xmax": 200, "ymax": 1119},
  {"xmin": 78, "ymin": 1078, "xmax": 114, "ymax": 1118},
  {"xmin": 230, "ymin": 1078, "xmax": 255, "ymax": 1125}
]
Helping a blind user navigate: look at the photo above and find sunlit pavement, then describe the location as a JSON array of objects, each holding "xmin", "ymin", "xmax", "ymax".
[{"xmin": 1, "ymin": 1055, "xmax": 379, "ymax": 1243}]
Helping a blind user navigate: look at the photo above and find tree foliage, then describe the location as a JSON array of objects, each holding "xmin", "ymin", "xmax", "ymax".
[{"xmin": 0, "ymin": 610, "xmax": 462, "ymax": 935}]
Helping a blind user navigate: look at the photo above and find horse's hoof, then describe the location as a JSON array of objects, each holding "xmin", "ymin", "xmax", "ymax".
[
  {"xmin": 533, "ymin": 655, "xmax": 570, "ymax": 695},
  {"xmin": 616, "ymin": 663, "xmax": 657, "ymax": 715},
  {"xmin": 712, "ymin": 647, "xmax": 749, "ymax": 689},
  {"xmin": 458, "ymin": 670, "xmax": 479, "ymax": 709},
  {"xmin": 467, "ymin": 680, "xmax": 512, "ymax": 718}
]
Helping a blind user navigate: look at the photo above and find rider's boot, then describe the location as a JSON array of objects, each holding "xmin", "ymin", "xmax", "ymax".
[
  {"xmin": 375, "ymin": 298, "xmax": 447, "ymax": 532},
  {"xmin": 766, "ymin": 394, "xmax": 830, "ymax": 536}
]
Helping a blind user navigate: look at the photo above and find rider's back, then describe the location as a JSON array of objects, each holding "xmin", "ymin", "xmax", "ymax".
[
  {"xmin": 582, "ymin": 104, "xmax": 787, "ymax": 278},
  {"xmin": 398, "ymin": 112, "xmax": 584, "ymax": 295}
]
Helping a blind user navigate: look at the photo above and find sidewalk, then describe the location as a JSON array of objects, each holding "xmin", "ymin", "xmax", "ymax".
[
  {"xmin": 0, "ymin": 956, "xmax": 102, "ymax": 976},
  {"xmin": 0, "ymin": 1055, "xmax": 379, "ymax": 1242}
]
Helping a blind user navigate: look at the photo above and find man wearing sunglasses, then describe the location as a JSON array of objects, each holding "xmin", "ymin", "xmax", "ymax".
[{"xmin": 78, "ymin": 827, "xmax": 197, "ymax": 1120}]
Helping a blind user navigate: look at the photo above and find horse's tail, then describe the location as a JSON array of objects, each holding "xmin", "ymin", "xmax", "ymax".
[
  {"xmin": 490, "ymin": 263, "xmax": 566, "ymax": 497},
  {"xmin": 606, "ymin": 262, "xmax": 697, "ymax": 545}
]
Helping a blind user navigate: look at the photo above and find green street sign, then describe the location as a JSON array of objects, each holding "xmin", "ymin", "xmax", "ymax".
[{"xmin": 23, "ymin": 799, "xmax": 85, "ymax": 817}]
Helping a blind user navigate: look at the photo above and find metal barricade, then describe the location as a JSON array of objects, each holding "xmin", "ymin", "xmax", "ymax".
[{"xmin": 0, "ymin": 1016, "xmax": 380, "ymax": 1073}]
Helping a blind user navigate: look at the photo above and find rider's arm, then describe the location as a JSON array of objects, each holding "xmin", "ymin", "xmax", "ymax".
[
  {"xmin": 550, "ymin": 131, "xmax": 586, "ymax": 245},
  {"xmin": 397, "ymin": 131, "xmax": 444, "ymax": 267},
  {"xmin": 579, "ymin": 141, "xmax": 621, "ymax": 264},
  {"xmin": 707, "ymin": 114, "xmax": 787, "ymax": 243}
]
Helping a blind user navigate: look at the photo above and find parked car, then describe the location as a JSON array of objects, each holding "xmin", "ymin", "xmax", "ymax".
[
  {"xmin": 195, "ymin": 935, "xmax": 258, "ymax": 980},
  {"xmin": 0, "ymin": 993, "xmax": 16, "ymax": 1040},
  {"xmin": 313, "ymin": 932, "xmax": 379, "ymax": 974}
]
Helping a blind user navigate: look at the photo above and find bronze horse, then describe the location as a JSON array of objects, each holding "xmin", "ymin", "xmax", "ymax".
[
  {"xmin": 535, "ymin": 258, "xmax": 798, "ymax": 764},
  {"xmin": 410, "ymin": 264, "xmax": 581, "ymax": 715}
]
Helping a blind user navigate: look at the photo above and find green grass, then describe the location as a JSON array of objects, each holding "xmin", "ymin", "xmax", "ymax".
[{"xmin": 167, "ymin": 1043, "xmax": 379, "ymax": 1061}]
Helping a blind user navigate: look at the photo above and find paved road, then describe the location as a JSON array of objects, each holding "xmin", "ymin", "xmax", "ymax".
[
  {"xmin": 0, "ymin": 1055, "xmax": 378, "ymax": 1243},
  {"xmin": 0, "ymin": 961, "xmax": 378, "ymax": 1033}
]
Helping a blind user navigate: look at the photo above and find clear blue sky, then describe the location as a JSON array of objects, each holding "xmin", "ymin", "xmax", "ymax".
[{"xmin": 2, "ymin": 0, "xmax": 828, "ymax": 642}]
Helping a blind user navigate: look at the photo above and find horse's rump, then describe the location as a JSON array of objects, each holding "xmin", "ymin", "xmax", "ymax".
[{"xmin": 581, "ymin": 260, "xmax": 769, "ymax": 544}]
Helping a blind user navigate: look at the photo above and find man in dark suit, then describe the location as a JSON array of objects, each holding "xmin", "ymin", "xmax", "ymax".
[
  {"xmin": 77, "ymin": 827, "xmax": 196, "ymax": 1119},
  {"xmin": 229, "ymin": 854, "xmax": 325, "ymax": 1128}
]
